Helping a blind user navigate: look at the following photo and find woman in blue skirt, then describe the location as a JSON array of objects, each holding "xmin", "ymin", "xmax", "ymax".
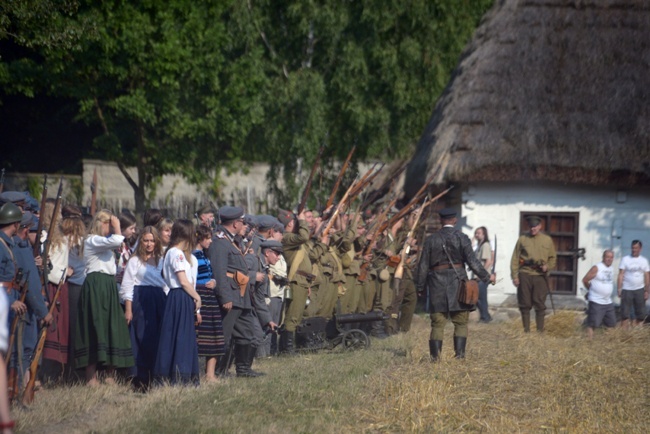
[
  {"xmin": 154, "ymin": 219, "xmax": 201, "ymax": 385},
  {"xmin": 120, "ymin": 226, "xmax": 167, "ymax": 389}
]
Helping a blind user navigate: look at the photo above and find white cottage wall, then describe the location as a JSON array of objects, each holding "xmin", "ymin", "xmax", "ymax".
[{"xmin": 460, "ymin": 182, "xmax": 650, "ymax": 307}]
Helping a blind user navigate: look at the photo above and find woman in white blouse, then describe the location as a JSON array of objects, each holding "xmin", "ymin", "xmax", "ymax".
[
  {"xmin": 154, "ymin": 219, "xmax": 201, "ymax": 385},
  {"xmin": 120, "ymin": 226, "xmax": 167, "ymax": 389},
  {"xmin": 74, "ymin": 210, "xmax": 133, "ymax": 386}
]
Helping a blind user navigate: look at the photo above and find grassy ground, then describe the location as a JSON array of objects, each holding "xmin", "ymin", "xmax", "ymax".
[{"xmin": 14, "ymin": 311, "xmax": 650, "ymax": 433}]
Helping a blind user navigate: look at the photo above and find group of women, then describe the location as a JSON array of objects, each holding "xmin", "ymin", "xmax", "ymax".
[{"xmin": 42, "ymin": 206, "xmax": 225, "ymax": 388}]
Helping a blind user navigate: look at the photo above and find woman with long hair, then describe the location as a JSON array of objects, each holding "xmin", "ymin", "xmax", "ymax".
[
  {"xmin": 473, "ymin": 226, "xmax": 494, "ymax": 323},
  {"xmin": 60, "ymin": 204, "xmax": 87, "ymax": 381},
  {"xmin": 75, "ymin": 210, "xmax": 133, "ymax": 386},
  {"xmin": 41, "ymin": 199, "xmax": 71, "ymax": 376},
  {"xmin": 156, "ymin": 218, "xmax": 173, "ymax": 251},
  {"xmin": 192, "ymin": 225, "xmax": 225, "ymax": 383},
  {"xmin": 154, "ymin": 219, "xmax": 201, "ymax": 385},
  {"xmin": 120, "ymin": 226, "xmax": 167, "ymax": 389}
]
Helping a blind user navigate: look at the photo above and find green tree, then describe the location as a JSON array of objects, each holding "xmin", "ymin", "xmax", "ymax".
[
  {"xmin": 30, "ymin": 0, "xmax": 266, "ymax": 215},
  {"xmin": 244, "ymin": 0, "xmax": 493, "ymax": 208}
]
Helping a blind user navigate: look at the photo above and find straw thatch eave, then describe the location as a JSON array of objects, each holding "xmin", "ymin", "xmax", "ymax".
[{"xmin": 405, "ymin": 0, "xmax": 650, "ymax": 197}]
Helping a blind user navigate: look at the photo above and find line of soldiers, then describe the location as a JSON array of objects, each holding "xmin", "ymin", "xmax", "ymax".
[{"xmin": 197, "ymin": 201, "xmax": 421, "ymax": 375}]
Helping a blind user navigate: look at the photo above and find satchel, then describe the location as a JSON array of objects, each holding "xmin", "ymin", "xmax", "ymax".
[
  {"xmin": 440, "ymin": 233, "xmax": 478, "ymax": 306},
  {"xmin": 457, "ymin": 279, "xmax": 479, "ymax": 305}
]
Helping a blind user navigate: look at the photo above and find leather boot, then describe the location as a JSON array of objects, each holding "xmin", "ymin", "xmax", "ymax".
[
  {"xmin": 280, "ymin": 329, "xmax": 296, "ymax": 355},
  {"xmin": 216, "ymin": 341, "xmax": 234, "ymax": 377},
  {"xmin": 536, "ymin": 311, "xmax": 545, "ymax": 332},
  {"xmin": 370, "ymin": 318, "xmax": 389, "ymax": 339},
  {"xmin": 429, "ymin": 340, "xmax": 442, "ymax": 362},
  {"xmin": 235, "ymin": 344, "xmax": 265, "ymax": 378},
  {"xmin": 453, "ymin": 336, "xmax": 467, "ymax": 359},
  {"xmin": 521, "ymin": 310, "xmax": 531, "ymax": 333}
]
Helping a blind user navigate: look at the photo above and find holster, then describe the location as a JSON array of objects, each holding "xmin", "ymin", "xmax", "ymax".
[{"xmin": 227, "ymin": 271, "xmax": 250, "ymax": 297}]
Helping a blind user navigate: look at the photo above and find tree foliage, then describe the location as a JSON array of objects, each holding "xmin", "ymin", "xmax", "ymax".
[{"xmin": 1, "ymin": 0, "xmax": 493, "ymax": 211}]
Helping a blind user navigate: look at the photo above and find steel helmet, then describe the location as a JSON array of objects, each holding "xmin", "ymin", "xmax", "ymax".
[{"xmin": 0, "ymin": 202, "xmax": 22, "ymax": 225}]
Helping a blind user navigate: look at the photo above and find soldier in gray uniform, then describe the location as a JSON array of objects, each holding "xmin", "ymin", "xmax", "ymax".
[
  {"xmin": 209, "ymin": 206, "xmax": 264, "ymax": 378},
  {"xmin": 416, "ymin": 208, "xmax": 494, "ymax": 361}
]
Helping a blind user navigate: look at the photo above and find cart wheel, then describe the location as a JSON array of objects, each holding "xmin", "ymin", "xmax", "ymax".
[{"xmin": 342, "ymin": 329, "xmax": 370, "ymax": 350}]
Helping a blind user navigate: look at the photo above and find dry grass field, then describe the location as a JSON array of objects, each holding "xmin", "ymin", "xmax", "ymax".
[{"xmin": 13, "ymin": 311, "xmax": 650, "ymax": 433}]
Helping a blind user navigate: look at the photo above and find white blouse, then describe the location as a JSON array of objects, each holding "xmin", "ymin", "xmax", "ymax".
[
  {"xmin": 84, "ymin": 234, "xmax": 124, "ymax": 275},
  {"xmin": 119, "ymin": 256, "xmax": 168, "ymax": 302},
  {"xmin": 163, "ymin": 247, "xmax": 197, "ymax": 290}
]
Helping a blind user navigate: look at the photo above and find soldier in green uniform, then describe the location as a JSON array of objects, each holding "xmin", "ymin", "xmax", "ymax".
[
  {"xmin": 278, "ymin": 209, "xmax": 312, "ymax": 353},
  {"xmin": 510, "ymin": 216, "xmax": 557, "ymax": 332}
]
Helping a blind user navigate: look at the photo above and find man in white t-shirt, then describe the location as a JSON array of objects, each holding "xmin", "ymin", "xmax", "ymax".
[
  {"xmin": 582, "ymin": 250, "xmax": 616, "ymax": 338},
  {"xmin": 617, "ymin": 240, "xmax": 650, "ymax": 328}
]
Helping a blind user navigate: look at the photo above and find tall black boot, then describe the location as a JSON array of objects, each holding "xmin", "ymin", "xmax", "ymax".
[
  {"xmin": 235, "ymin": 344, "xmax": 265, "ymax": 378},
  {"xmin": 280, "ymin": 329, "xmax": 296, "ymax": 355},
  {"xmin": 429, "ymin": 340, "xmax": 443, "ymax": 362},
  {"xmin": 521, "ymin": 310, "xmax": 531, "ymax": 333},
  {"xmin": 216, "ymin": 341, "xmax": 234, "ymax": 377},
  {"xmin": 453, "ymin": 336, "xmax": 467, "ymax": 359},
  {"xmin": 536, "ymin": 311, "xmax": 545, "ymax": 332}
]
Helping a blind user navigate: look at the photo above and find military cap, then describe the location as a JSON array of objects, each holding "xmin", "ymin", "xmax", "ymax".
[
  {"xmin": 219, "ymin": 206, "xmax": 244, "ymax": 223},
  {"xmin": 438, "ymin": 208, "xmax": 457, "ymax": 219},
  {"xmin": 261, "ymin": 239, "xmax": 283, "ymax": 253},
  {"xmin": 0, "ymin": 202, "xmax": 23, "ymax": 225},
  {"xmin": 19, "ymin": 211, "xmax": 34, "ymax": 227},
  {"xmin": 526, "ymin": 216, "xmax": 542, "ymax": 227},
  {"xmin": 273, "ymin": 222, "xmax": 285, "ymax": 233},
  {"xmin": 0, "ymin": 191, "xmax": 27, "ymax": 206},
  {"xmin": 311, "ymin": 210, "xmax": 320, "ymax": 218},
  {"xmin": 244, "ymin": 214, "xmax": 258, "ymax": 228},
  {"xmin": 30, "ymin": 215, "xmax": 40, "ymax": 232},
  {"xmin": 277, "ymin": 209, "xmax": 295, "ymax": 226},
  {"xmin": 257, "ymin": 215, "xmax": 278, "ymax": 230},
  {"xmin": 196, "ymin": 204, "xmax": 215, "ymax": 216}
]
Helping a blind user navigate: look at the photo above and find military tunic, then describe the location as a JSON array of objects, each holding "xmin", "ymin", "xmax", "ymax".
[{"xmin": 282, "ymin": 220, "xmax": 312, "ymax": 332}]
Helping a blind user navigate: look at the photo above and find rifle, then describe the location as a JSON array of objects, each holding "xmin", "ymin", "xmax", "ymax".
[
  {"xmin": 326, "ymin": 145, "xmax": 356, "ymax": 209},
  {"xmin": 6, "ymin": 270, "xmax": 27, "ymax": 401},
  {"xmin": 22, "ymin": 268, "xmax": 67, "ymax": 405},
  {"xmin": 297, "ymin": 146, "xmax": 325, "ymax": 214},
  {"xmin": 357, "ymin": 196, "xmax": 398, "ymax": 282},
  {"xmin": 32, "ymin": 174, "xmax": 48, "ymax": 257},
  {"xmin": 41, "ymin": 177, "xmax": 64, "ymax": 302},
  {"xmin": 320, "ymin": 175, "xmax": 359, "ymax": 239},
  {"xmin": 0, "ymin": 168, "xmax": 4, "ymax": 193},
  {"xmin": 347, "ymin": 163, "xmax": 384, "ymax": 200},
  {"xmin": 380, "ymin": 184, "xmax": 453, "ymax": 235},
  {"xmin": 90, "ymin": 167, "xmax": 98, "ymax": 216},
  {"xmin": 360, "ymin": 161, "xmax": 407, "ymax": 210}
]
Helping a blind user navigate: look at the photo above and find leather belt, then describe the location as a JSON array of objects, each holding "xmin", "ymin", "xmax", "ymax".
[
  {"xmin": 295, "ymin": 270, "xmax": 316, "ymax": 282},
  {"xmin": 430, "ymin": 263, "xmax": 463, "ymax": 271}
]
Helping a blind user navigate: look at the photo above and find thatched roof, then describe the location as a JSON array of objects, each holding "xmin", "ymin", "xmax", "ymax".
[{"xmin": 405, "ymin": 0, "xmax": 650, "ymax": 197}]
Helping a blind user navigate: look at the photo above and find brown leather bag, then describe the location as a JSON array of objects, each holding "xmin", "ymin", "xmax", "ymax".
[
  {"xmin": 457, "ymin": 279, "xmax": 479, "ymax": 305},
  {"xmin": 227, "ymin": 271, "xmax": 250, "ymax": 297}
]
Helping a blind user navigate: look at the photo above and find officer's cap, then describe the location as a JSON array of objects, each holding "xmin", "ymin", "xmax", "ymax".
[
  {"xmin": 243, "ymin": 214, "xmax": 258, "ymax": 228},
  {"xmin": 526, "ymin": 216, "xmax": 542, "ymax": 227},
  {"xmin": 219, "ymin": 206, "xmax": 245, "ymax": 223},
  {"xmin": 257, "ymin": 215, "xmax": 278, "ymax": 230},
  {"xmin": 261, "ymin": 239, "xmax": 283, "ymax": 254},
  {"xmin": 19, "ymin": 211, "xmax": 34, "ymax": 228},
  {"xmin": 438, "ymin": 208, "xmax": 457, "ymax": 219},
  {"xmin": 0, "ymin": 191, "xmax": 27, "ymax": 206},
  {"xmin": 277, "ymin": 209, "xmax": 295, "ymax": 226}
]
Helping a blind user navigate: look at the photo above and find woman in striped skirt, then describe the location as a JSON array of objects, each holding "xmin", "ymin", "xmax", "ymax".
[
  {"xmin": 192, "ymin": 225, "xmax": 225, "ymax": 383},
  {"xmin": 120, "ymin": 226, "xmax": 167, "ymax": 389}
]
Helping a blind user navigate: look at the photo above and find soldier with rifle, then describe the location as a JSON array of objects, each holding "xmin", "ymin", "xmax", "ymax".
[
  {"xmin": 510, "ymin": 216, "xmax": 557, "ymax": 333},
  {"xmin": 9, "ymin": 212, "xmax": 51, "ymax": 396}
]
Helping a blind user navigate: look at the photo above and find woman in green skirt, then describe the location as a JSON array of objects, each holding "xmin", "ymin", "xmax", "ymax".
[{"xmin": 75, "ymin": 210, "xmax": 134, "ymax": 386}]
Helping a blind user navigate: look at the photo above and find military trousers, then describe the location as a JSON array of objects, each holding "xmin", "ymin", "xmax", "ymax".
[
  {"xmin": 429, "ymin": 311, "xmax": 469, "ymax": 340},
  {"xmin": 398, "ymin": 278, "xmax": 417, "ymax": 332},
  {"xmin": 517, "ymin": 273, "xmax": 548, "ymax": 313},
  {"xmin": 285, "ymin": 283, "xmax": 309, "ymax": 332},
  {"xmin": 222, "ymin": 307, "xmax": 261, "ymax": 347}
]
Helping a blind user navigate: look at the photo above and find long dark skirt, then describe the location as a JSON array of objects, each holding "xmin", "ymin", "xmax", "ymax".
[
  {"xmin": 74, "ymin": 272, "xmax": 134, "ymax": 369},
  {"xmin": 195, "ymin": 284, "xmax": 225, "ymax": 358},
  {"xmin": 129, "ymin": 285, "xmax": 167, "ymax": 383},
  {"xmin": 153, "ymin": 287, "xmax": 199, "ymax": 386},
  {"xmin": 43, "ymin": 281, "xmax": 69, "ymax": 363}
]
